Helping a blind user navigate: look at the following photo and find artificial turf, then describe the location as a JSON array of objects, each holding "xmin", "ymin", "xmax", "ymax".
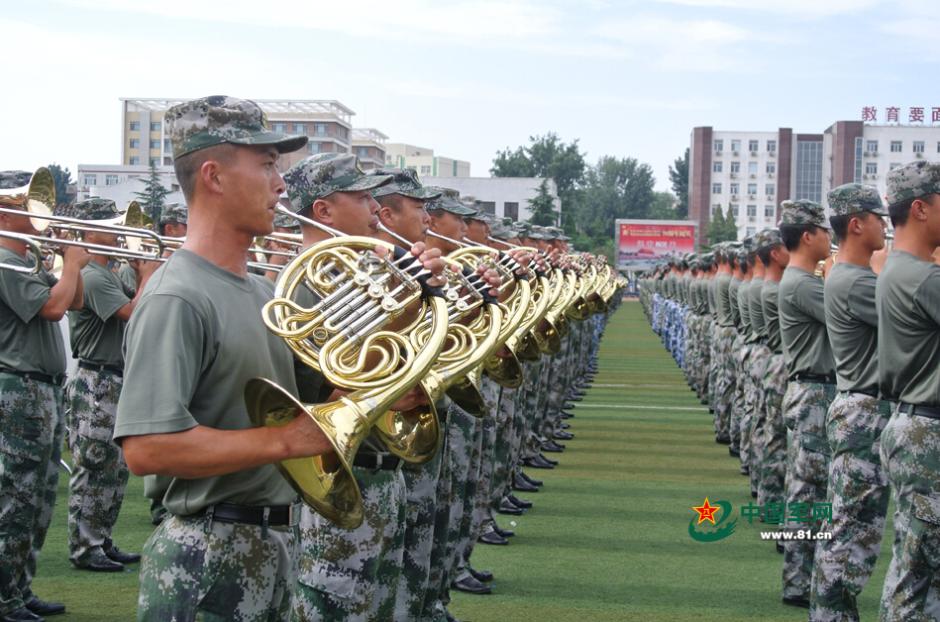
[{"xmin": 30, "ymin": 300, "xmax": 893, "ymax": 620}]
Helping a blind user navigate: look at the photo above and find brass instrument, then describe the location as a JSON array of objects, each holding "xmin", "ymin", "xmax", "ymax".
[
  {"xmin": 246, "ymin": 207, "xmax": 450, "ymax": 527},
  {"xmin": 0, "ymin": 231, "xmax": 44, "ymax": 274}
]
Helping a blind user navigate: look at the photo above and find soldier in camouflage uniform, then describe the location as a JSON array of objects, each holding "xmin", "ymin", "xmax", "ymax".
[
  {"xmin": 0, "ymin": 169, "xmax": 90, "ymax": 621},
  {"xmin": 777, "ymin": 199, "xmax": 836, "ymax": 608},
  {"xmin": 757, "ymin": 229, "xmax": 789, "ymax": 512},
  {"xmin": 743, "ymin": 234, "xmax": 771, "ymax": 499},
  {"xmin": 713, "ymin": 243, "xmax": 737, "ymax": 444},
  {"xmin": 729, "ymin": 242, "xmax": 750, "ymax": 459},
  {"xmin": 876, "ymin": 161, "xmax": 940, "ymax": 621},
  {"xmin": 809, "ymin": 183, "xmax": 891, "ymax": 621},
  {"xmin": 114, "ymin": 95, "xmax": 336, "ymax": 622},
  {"xmin": 66, "ymin": 197, "xmax": 158, "ymax": 572}
]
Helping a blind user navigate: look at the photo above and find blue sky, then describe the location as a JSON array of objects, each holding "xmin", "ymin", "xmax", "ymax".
[{"xmin": 4, "ymin": 0, "xmax": 940, "ymax": 191}]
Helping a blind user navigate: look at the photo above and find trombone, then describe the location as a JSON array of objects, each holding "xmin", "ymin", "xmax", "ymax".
[{"xmin": 0, "ymin": 232, "xmax": 44, "ymax": 274}]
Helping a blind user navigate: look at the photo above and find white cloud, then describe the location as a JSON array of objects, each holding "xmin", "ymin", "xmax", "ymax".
[{"xmin": 649, "ymin": 0, "xmax": 883, "ymax": 18}]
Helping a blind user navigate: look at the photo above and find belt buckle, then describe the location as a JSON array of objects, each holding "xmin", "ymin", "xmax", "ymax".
[{"xmin": 288, "ymin": 502, "xmax": 301, "ymax": 527}]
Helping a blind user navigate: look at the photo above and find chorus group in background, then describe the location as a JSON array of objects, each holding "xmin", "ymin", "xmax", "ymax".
[
  {"xmin": 0, "ymin": 95, "xmax": 623, "ymax": 622},
  {"xmin": 641, "ymin": 163, "xmax": 940, "ymax": 622}
]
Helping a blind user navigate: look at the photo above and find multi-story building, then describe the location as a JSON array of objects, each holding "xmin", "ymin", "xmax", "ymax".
[
  {"xmin": 422, "ymin": 176, "xmax": 559, "ymax": 223},
  {"xmin": 689, "ymin": 120, "xmax": 940, "ymax": 244},
  {"xmin": 76, "ymin": 164, "xmax": 183, "ymax": 206},
  {"xmin": 385, "ymin": 143, "xmax": 471, "ymax": 178},
  {"xmin": 351, "ymin": 128, "xmax": 388, "ymax": 170}
]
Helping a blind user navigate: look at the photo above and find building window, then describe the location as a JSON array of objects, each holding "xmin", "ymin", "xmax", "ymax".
[
  {"xmin": 163, "ymin": 138, "xmax": 171, "ymax": 152},
  {"xmin": 796, "ymin": 140, "xmax": 824, "ymax": 202},
  {"xmin": 129, "ymin": 156, "xmax": 140, "ymax": 165},
  {"xmin": 314, "ymin": 123, "xmax": 327, "ymax": 136},
  {"xmin": 308, "ymin": 142, "xmax": 321, "ymax": 154},
  {"xmin": 129, "ymin": 138, "xmax": 140, "ymax": 148},
  {"xmin": 937, "ymin": 141, "xmax": 940, "ymax": 153},
  {"xmin": 355, "ymin": 147, "xmax": 370, "ymax": 159},
  {"xmin": 712, "ymin": 183, "xmax": 722, "ymax": 194},
  {"xmin": 150, "ymin": 121, "xmax": 161, "ymax": 132},
  {"xmin": 150, "ymin": 157, "xmax": 159, "ymax": 167},
  {"xmin": 150, "ymin": 139, "xmax": 159, "ymax": 149},
  {"xmin": 865, "ymin": 162, "xmax": 878, "ymax": 175},
  {"xmin": 504, "ymin": 202, "xmax": 519, "ymax": 220},
  {"xmin": 731, "ymin": 139, "xmax": 741, "ymax": 153},
  {"xmin": 765, "ymin": 184, "xmax": 775, "ymax": 196},
  {"xmin": 730, "ymin": 183, "xmax": 739, "ymax": 195},
  {"xmin": 747, "ymin": 204, "xmax": 757, "ymax": 217},
  {"xmin": 272, "ymin": 123, "xmax": 286, "ymax": 133},
  {"xmin": 105, "ymin": 174, "xmax": 119, "ymax": 186},
  {"xmin": 713, "ymin": 139, "xmax": 723, "ymax": 153},
  {"xmin": 336, "ymin": 126, "xmax": 348, "ymax": 140},
  {"xmin": 914, "ymin": 141, "xmax": 925, "ymax": 154},
  {"xmin": 164, "ymin": 156, "xmax": 173, "ymax": 166},
  {"xmin": 890, "ymin": 162, "xmax": 902, "ymax": 171},
  {"xmin": 767, "ymin": 140, "xmax": 777, "ymax": 153},
  {"xmin": 747, "ymin": 183, "xmax": 757, "ymax": 195},
  {"xmin": 866, "ymin": 140, "xmax": 878, "ymax": 153},
  {"xmin": 712, "ymin": 161, "xmax": 723, "ymax": 173},
  {"xmin": 854, "ymin": 137, "xmax": 863, "ymax": 182},
  {"xmin": 765, "ymin": 205, "xmax": 775, "ymax": 218},
  {"xmin": 746, "ymin": 226, "xmax": 756, "ymax": 236},
  {"xmin": 293, "ymin": 123, "xmax": 307, "ymax": 135},
  {"xmin": 82, "ymin": 174, "xmax": 96, "ymax": 186},
  {"xmin": 890, "ymin": 140, "xmax": 902, "ymax": 152},
  {"xmin": 748, "ymin": 140, "xmax": 759, "ymax": 153},
  {"xmin": 129, "ymin": 121, "xmax": 140, "ymax": 131},
  {"xmin": 766, "ymin": 162, "xmax": 776, "ymax": 174},
  {"xmin": 479, "ymin": 201, "xmax": 496, "ymax": 215},
  {"xmin": 420, "ymin": 165, "xmax": 432, "ymax": 175},
  {"xmin": 748, "ymin": 161, "xmax": 758, "ymax": 174},
  {"xmin": 731, "ymin": 205, "xmax": 739, "ymax": 217},
  {"xmin": 730, "ymin": 161, "xmax": 740, "ymax": 174}
]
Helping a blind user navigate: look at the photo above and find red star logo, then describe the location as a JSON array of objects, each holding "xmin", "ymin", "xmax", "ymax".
[{"xmin": 692, "ymin": 498, "xmax": 720, "ymax": 525}]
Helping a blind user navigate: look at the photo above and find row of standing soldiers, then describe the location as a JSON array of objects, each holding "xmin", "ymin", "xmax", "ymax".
[{"xmin": 641, "ymin": 161, "xmax": 940, "ymax": 622}]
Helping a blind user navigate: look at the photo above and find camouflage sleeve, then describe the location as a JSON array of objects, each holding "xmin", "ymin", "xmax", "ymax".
[
  {"xmin": 114, "ymin": 293, "xmax": 205, "ymax": 441},
  {"xmin": 0, "ymin": 262, "xmax": 52, "ymax": 323},
  {"xmin": 84, "ymin": 266, "xmax": 131, "ymax": 321}
]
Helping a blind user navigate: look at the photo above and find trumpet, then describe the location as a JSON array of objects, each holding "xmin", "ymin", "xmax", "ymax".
[
  {"xmin": 246, "ymin": 206, "xmax": 450, "ymax": 528},
  {"xmin": 0, "ymin": 231, "xmax": 44, "ymax": 274}
]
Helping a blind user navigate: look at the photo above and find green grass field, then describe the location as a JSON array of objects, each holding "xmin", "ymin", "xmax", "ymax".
[{"xmin": 32, "ymin": 300, "xmax": 893, "ymax": 620}]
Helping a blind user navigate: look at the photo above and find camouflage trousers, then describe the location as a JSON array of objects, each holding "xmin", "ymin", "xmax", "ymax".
[
  {"xmin": 810, "ymin": 393, "xmax": 891, "ymax": 622},
  {"xmin": 878, "ymin": 410, "xmax": 940, "ymax": 621},
  {"xmin": 469, "ymin": 379, "xmax": 500, "ymax": 550},
  {"xmin": 138, "ymin": 513, "xmax": 297, "ymax": 622},
  {"xmin": 744, "ymin": 344, "xmax": 771, "ymax": 497},
  {"xmin": 696, "ymin": 318, "xmax": 712, "ymax": 401},
  {"xmin": 423, "ymin": 423, "xmax": 453, "ymax": 620},
  {"xmin": 708, "ymin": 323, "xmax": 720, "ymax": 412},
  {"xmin": 395, "ymin": 430, "xmax": 446, "ymax": 621},
  {"xmin": 293, "ymin": 466, "xmax": 406, "ymax": 622},
  {"xmin": 781, "ymin": 380, "xmax": 836, "ymax": 600},
  {"xmin": 490, "ymin": 387, "xmax": 517, "ymax": 509},
  {"xmin": 758, "ymin": 354, "xmax": 788, "ymax": 508},
  {"xmin": 0, "ymin": 373, "xmax": 63, "ymax": 616},
  {"xmin": 730, "ymin": 337, "xmax": 751, "ymax": 453},
  {"xmin": 65, "ymin": 367, "xmax": 129, "ymax": 563},
  {"xmin": 683, "ymin": 314, "xmax": 699, "ymax": 389},
  {"xmin": 713, "ymin": 326, "xmax": 737, "ymax": 442},
  {"xmin": 524, "ymin": 354, "xmax": 554, "ymax": 460}
]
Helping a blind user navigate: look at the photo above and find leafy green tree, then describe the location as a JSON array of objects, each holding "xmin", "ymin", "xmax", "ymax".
[
  {"xmin": 649, "ymin": 191, "xmax": 678, "ymax": 220},
  {"xmin": 707, "ymin": 205, "xmax": 738, "ymax": 245},
  {"xmin": 668, "ymin": 148, "xmax": 689, "ymax": 219},
  {"xmin": 526, "ymin": 179, "xmax": 559, "ymax": 225},
  {"xmin": 45, "ymin": 163, "xmax": 75, "ymax": 208},
  {"xmin": 133, "ymin": 162, "xmax": 170, "ymax": 224},
  {"xmin": 723, "ymin": 205, "xmax": 739, "ymax": 241}
]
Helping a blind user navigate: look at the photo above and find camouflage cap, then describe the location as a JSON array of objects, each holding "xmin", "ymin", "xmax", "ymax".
[
  {"xmin": 886, "ymin": 160, "xmax": 940, "ymax": 205},
  {"xmin": 779, "ymin": 199, "xmax": 830, "ymax": 229},
  {"xmin": 0, "ymin": 170, "xmax": 33, "ymax": 190},
  {"xmin": 755, "ymin": 228, "xmax": 783, "ymax": 250},
  {"xmin": 165, "ymin": 96, "xmax": 308, "ymax": 159},
  {"xmin": 284, "ymin": 153, "xmax": 393, "ymax": 214},
  {"xmin": 489, "ymin": 220, "xmax": 514, "ymax": 240},
  {"xmin": 73, "ymin": 197, "xmax": 119, "ymax": 221},
  {"xmin": 370, "ymin": 167, "xmax": 442, "ymax": 201},
  {"xmin": 467, "ymin": 209, "xmax": 494, "ymax": 224},
  {"xmin": 527, "ymin": 226, "xmax": 551, "ymax": 240},
  {"xmin": 425, "ymin": 187, "xmax": 477, "ymax": 216},
  {"xmin": 159, "ymin": 202, "xmax": 188, "ymax": 225},
  {"xmin": 827, "ymin": 183, "xmax": 887, "ymax": 217},
  {"xmin": 546, "ymin": 226, "xmax": 571, "ymax": 241},
  {"xmin": 273, "ymin": 210, "xmax": 300, "ymax": 230}
]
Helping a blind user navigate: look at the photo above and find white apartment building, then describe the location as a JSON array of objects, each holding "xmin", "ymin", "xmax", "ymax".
[
  {"xmin": 422, "ymin": 176, "xmax": 559, "ymax": 222},
  {"xmin": 386, "ymin": 143, "xmax": 471, "ymax": 178}
]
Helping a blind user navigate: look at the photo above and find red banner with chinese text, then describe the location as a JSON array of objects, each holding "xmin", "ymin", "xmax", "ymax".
[{"xmin": 615, "ymin": 219, "xmax": 697, "ymax": 271}]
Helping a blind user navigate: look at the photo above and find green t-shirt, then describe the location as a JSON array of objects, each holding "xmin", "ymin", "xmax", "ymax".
[
  {"xmin": 737, "ymin": 279, "xmax": 752, "ymax": 337},
  {"xmin": 0, "ymin": 247, "xmax": 66, "ymax": 375},
  {"xmin": 715, "ymin": 274, "xmax": 734, "ymax": 327},
  {"xmin": 779, "ymin": 266, "xmax": 835, "ymax": 379},
  {"xmin": 68, "ymin": 262, "xmax": 133, "ymax": 367},
  {"xmin": 762, "ymin": 279, "xmax": 782, "ymax": 354},
  {"xmin": 728, "ymin": 278, "xmax": 741, "ymax": 328},
  {"xmin": 748, "ymin": 277, "xmax": 766, "ymax": 342},
  {"xmin": 707, "ymin": 277, "xmax": 717, "ymax": 318},
  {"xmin": 114, "ymin": 249, "xmax": 299, "ymax": 515},
  {"xmin": 117, "ymin": 262, "xmax": 137, "ymax": 294},
  {"xmin": 877, "ymin": 250, "xmax": 940, "ymax": 405},
  {"xmin": 825, "ymin": 262, "xmax": 879, "ymax": 394}
]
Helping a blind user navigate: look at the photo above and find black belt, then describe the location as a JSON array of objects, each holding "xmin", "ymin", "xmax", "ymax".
[
  {"xmin": 194, "ymin": 502, "xmax": 301, "ymax": 527},
  {"xmin": 78, "ymin": 360, "xmax": 124, "ymax": 378},
  {"xmin": 843, "ymin": 387, "xmax": 879, "ymax": 399},
  {"xmin": 0, "ymin": 368, "xmax": 64, "ymax": 386},
  {"xmin": 789, "ymin": 373, "xmax": 835, "ymax": 385},
  {"xmin": 899, "ymin": 402, "xmax": 940, "ymax": 420},
  {"xmin": 353, "ymin": 452, "xmax": 401, "ymax": 471}
]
